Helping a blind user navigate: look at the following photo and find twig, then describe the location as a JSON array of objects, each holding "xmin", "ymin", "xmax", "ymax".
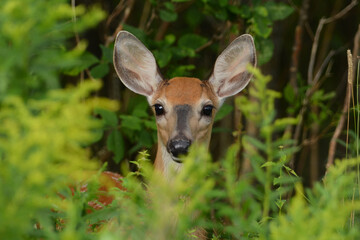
[
  {"xmin": 139, "ymin": 0, "xmax": 152, "ymax": 30},
  {"xmin": 313, "ymin": 48, "xmax": 346, "ymax": 84},
  {"xmin": 308, "ymin": 0, "xmax": 358, "ymax": 85},
  {"xmin": 289, "ymin": 0, "xmax": 310, "ymax": 94},
  {"xmin": 353, "ymin": 25, "xmax": 360, "ymax": 77},
  {"xmin": 105, "ymin": 0, "xmax": 126, "ymax": 32},
  {"xmin": 347, "ymin": 24, "xmax": 360, "ymax": 158},
  {"xmin": 71, "ymin": 0, "xmax": 80, "ymax": 44},
  {"xmin": 145, "ymin": 8, "xmax": 156, "ymax": 33},
  {"xmin": 155, "ymin": 22, "xmax": 170, "ymax": 41},
  {"xmin": 289, "ymin": 0, "xmax": 358, "ymax": 167},
  {"xmin": 71, "ymin": 0, "xmax": 94, "ymax": 81},
  {"xmin": 326, "ymin": 50, "xmax": 353, "ymax": 169},
  {"xmin": 105, "ymin": 0, "xmax": 135, "ymax": 46},
  {"xmin": 195, "ymin": 23, "xmax": 230, "ymax": 53}
]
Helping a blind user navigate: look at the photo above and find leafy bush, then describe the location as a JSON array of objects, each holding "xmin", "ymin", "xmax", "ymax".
[
  {"xmin": 0, "ymin": 81, "xmax": 117, "ymax": 239},
  {"xmin": 0, "ymin": 0, "xmax": 104, "ymax": 100},
  {"xmin": 1, "ymin": 0, "xmax": 360, "ymax": 239}
]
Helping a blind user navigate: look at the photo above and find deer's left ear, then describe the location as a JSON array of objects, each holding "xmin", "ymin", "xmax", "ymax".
[{"xmin": 208, "ymin": 34, "xmax": 256, "ymax": 99}]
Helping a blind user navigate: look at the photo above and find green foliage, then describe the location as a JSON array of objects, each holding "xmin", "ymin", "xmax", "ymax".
[
  {"xmin": 0, "ymin": 81, "xmax": 117, "ymax": 239},
  {"xmin": 46, "ymin": 69, "xmax": 358, "ymax": 240},
  {"xmin": 0, "ymin": 0, "xmax": 105, "ymax": 100},
  {"xmin": 159, "ymin": 2, "xmax": 178, "ymax": 22},
  {"xmin": 118, "ymin": 0, "xmax": 294, "ymax": 79},
  {"xmin": 268, "ymin": 158, "xmax": 360, "ymax": 240},
  {"xmin": 118, "ymin": 96, "xmax": 157, "ymax": 160},
  {"xmin": 1, "ymin": 1, "xmax": 359, "ymax": 240}
]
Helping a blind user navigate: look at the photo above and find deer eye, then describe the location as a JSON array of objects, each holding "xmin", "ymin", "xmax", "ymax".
[
  {"xmin": 154, "ymin": 104, "xmax": 165, "ymax": 116},
  {"xmin": 201, "ymin": 105, "xmax": 214, "ymax": 117}
]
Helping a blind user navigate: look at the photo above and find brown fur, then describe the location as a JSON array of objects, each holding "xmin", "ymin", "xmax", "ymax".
[{"xmin": 152, "ymin": 77, "xmax": 219, "ymax": 176}]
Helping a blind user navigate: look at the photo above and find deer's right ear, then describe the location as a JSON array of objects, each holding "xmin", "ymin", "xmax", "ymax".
[{"xmin": 113, "ymin": 31, "xmax": 163, "ymax": 98}]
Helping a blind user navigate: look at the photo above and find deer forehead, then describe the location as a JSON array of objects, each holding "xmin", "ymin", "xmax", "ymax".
[{"xmin": 153, "ymin": 77, "xmax": 218, "ymax": 106}]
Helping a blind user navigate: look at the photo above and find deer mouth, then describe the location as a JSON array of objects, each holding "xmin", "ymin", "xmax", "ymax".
[{"xmin": 170, "ymin": 155, "xmax": 183, "ymax": 163}]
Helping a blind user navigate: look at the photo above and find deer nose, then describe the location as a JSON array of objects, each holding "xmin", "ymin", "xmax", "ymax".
[{"xmin": 167, "ymin": 138, "xmax": 192, "ymax": 161}]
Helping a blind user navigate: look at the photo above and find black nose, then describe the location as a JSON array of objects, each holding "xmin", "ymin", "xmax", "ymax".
[{"xmin": 167, "ymin": 138, "xmax": 192, "ymax": 159}]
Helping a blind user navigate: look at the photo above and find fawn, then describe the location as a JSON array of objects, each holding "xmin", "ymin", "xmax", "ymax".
[
  {"xmin": 71, "ymin": 31, "xmax": 256, "ymax": 239},
  {"xmin": 113, "ymin": 31, "xmax": 256, "ymax": 179}
]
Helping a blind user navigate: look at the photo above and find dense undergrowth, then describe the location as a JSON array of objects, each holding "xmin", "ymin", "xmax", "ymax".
[{"xmin": 1, "ymin": 0, "xmax": 360, "ymax": 239}]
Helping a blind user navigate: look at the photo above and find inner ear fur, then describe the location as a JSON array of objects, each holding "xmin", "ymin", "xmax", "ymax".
[
  {"xmin": 113, "ymin": 31, "xmax": 163, "ymax": 97},
  {"xmin": 208, "ymin": 34, "xmax": 256, "ymax": 99}
]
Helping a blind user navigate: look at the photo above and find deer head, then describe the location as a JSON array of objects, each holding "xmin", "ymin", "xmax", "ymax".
[{"xmin": 114, "ymin": 31, "xmax": 256, "ymax": 178}]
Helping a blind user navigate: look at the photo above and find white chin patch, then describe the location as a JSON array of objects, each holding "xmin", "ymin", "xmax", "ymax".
[{"xmin": 170, "ymin": 155, "xmax": 183, "ymax": 164}]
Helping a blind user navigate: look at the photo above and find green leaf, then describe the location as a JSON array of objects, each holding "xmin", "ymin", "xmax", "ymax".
[
  {"xmin": 100, "ymin": 44, "xmax": 113, "ymax": 63},
  {"xmin": 256, "ymin": 38, "xmax": 274, "ymax": 65},
  {"xmin": 265, "ymin": 2, "xmax": 294, "ymax": 21},
  {"xmin": 153, "ymin": 49, "xmax": 172, "ymax": 68},
  {"xmin": 120, "ymin": 115, "xmax": 142, "ymax": 131},
  {"xmin": 94, "ymin": 108, "xmax": 118, "ymax": 128},
  {"xmin": 144, "ymin": 119, "xmax": 157, "ymax": 130},
  {"xmin": 252, "ymin": 15, "xmax": 272, "ymax": 38},
  {"xmin": 168, "ymin": 64, "xmax": 195, "ymax": 78},
  {"xmin": 261, "ymin": 161, "xmax": 276, "ymax": 168},
  {"xmin": 273, "ymin": 175, "xmax": 299, "ymax": 185},
  {"xmin": 178, "ymin": 34, "xmax": 207, "ymax": 50},
  {"xmin": 138, "ymin": 130, "xmax": 153, "ymax": 147},
  {"xmin": 254, "ymin": 6, "xmax": 268, "ymax": 17},
  {"xmin": 273, "ymin": 117, "xmax": 299, "ymax": 131},
  {"xmin": 283, "ymin": 165, "xmax": 299, "ymax": 177},
  {"xmin": 243, "ymin": 135, "xmax": 267, "ymax": 152},
  {"xmin": 214, "ymin": 104, "xmax": 233, "ymax": 122},
  {"xmin": 214, "ymin": 8, "xmax": 228, "ymax": 21},
  {"xmin": 239, "ymin": 5, "xmax": 251, "ymax": 18},
  {"xmin": 159, "ymin": 9, "xmax": 178, "ymax": 22},
  {"xmin": 227, "ymin": 5, "xmax": 242, "ymax": 15},
  {"xmin": 172, "ymin": 0, "xmax": 191, "ymax": 2},
  {"xmin": 219, "ymin": 0, "xmax": 228, "ymax": 7},
  {"xmin": 64, "ymin": 51, "xmax": 99, "ymax": 76},
  {"xmin": 106, "ymin": 130, "xmax": 125, "ymax": 164},
  {"xmin": 164, "ymin": 34, "xmax": 176, "ymax": 45},
  {"xmin": 284, "ymin": 83, "xmax": 295, "ymax": 103},
  {"xmin": 275, "ymin": 199, "xmax": 286, "ymax": 209},
  {"xmin": 90, "ymin": 63, "xmax": 109, "ymax": 78},
  {"xmin": 185, "ymin": 6, "xmax": 203, "ymax": 28},
  {"xmin": 164, "ymin": 2, "xmax": 175, "ymax": 11},
  {"xmin": 130, "ymin": 98, "xmax": 150, "ymax": 118}
]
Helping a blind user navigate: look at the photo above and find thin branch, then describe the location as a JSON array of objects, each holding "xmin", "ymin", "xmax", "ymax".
[
  {"xmin": 195, "ymin": 24, "xmax": 230, "ymax": 53},
  {"xmin": 289, "ymin": 0, "xmax": 310, "ymax": 94},
  {"xmin": 327, "ymin": 50, "xmax": 353, "ymax": 169},
  {"xmin": 155, "ymin": 22, "xmax": 170, "ymax": 41},
  {"xmin": 323, "ymin": 0, "xmax": 358, "ymax": 25},
  {"xmin": 139, "ymin": 0, "xmax": 152, "ymax": 30},
  {"xmin": 313, "ymin": 48, "xmax": 345, "ymax": 84},
  {"xmin": 300, "ymin": 123, "xmax": 333, "ymax": 147},
  {"xmin": 71, "ymin": 0, "xmax": 94, "ymax": 81},
  {"xmin": 289, "ymin": 0, "xmax": 358, "ymax": 167},
  {"xmin": 71, "ymin": 0, "xmax": 80, "ymax": 44},
  {"xmin": 105, "ymin": 0, "xmax": 135, "ymax": 46},
  {"xmin": 145, "ymin": 8, "xmax": 156, "ymax": 33},
  {"xmin": 105, "ymin": 0, "xmax": 126, "ymax": 31},
  {"xmin": 353, "ymin": 24, "xmax": 360, "ymax": 76},
  {"xmin": 347, "ymin": 24, "xmax": 360, "ymax": 158},
  {"xmin": 308, "ymin": 0, "xmax": 358, "ymax": 85}
]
